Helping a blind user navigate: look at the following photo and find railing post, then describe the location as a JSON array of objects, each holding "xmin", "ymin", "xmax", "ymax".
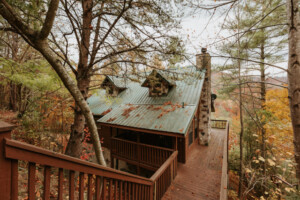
[{"xmin": 0, "ymin": 121, "xmax": 16, "ymax": 200}]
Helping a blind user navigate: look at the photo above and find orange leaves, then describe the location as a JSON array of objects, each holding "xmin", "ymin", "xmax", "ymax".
[
  {"xmin": 146, "ymin": 101, "xmax": 184, "ymax": 119},
  {"xmin": 107, "ymin": 117, "xmax": 116, "ymax": 122},
  {"xmin": 122, "ymin": 105, "xmax": 140, "ymax": 118},
  {"xmin": 100, "ymin": 108, "xmax": 112, "ymax": 116},
  {"xmin": 163, "ymin": 101, "xmax": 172, "ymax": 106}
]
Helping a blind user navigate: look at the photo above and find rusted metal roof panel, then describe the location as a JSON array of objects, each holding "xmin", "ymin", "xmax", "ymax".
[{"xmin": 98, "ymin": 104, "xmax": 196, "ymax": 134}]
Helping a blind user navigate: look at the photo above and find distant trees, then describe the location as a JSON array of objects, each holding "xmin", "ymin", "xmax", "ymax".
[{"xmin": 213, "ymin": 0, "xmax": 296, "ymax": 198}]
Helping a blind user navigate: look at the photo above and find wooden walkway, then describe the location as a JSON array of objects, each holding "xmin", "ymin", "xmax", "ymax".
[{"xmin": 162, "ymin": 128, "xmax": 226, "ymax": 200}]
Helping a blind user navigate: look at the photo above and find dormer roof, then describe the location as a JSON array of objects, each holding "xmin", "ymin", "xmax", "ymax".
[
  {"xmin": 141, "ymin": 70, "xmax": 176, "ymax": 88},
  {"xmin": 101, "ymin": 75, "xmax": 127, "ymax": 89}
]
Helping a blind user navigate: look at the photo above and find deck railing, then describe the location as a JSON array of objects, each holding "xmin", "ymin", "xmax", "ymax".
[
  {"xmin": 150, "ymin": 151, "xmax": 178, "ymax": 200},
  {"xmin": 111, "ymin": 137, "xmax": 174, "ymax": 168},
  {"xmin": 219, "ymin": 120, "xmax": 229, "ymax": 200},
  {"xmin": 211, "ymin": 119, "xmax": 228, "ymax": 129},
  {"xmin": 0, "ymin": 122, "xmax": 177, "ymax": 200}
]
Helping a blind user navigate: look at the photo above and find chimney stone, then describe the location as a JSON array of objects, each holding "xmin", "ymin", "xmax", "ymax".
[
  {"xmin": 197, "ymin": 48, "xmax": 212, "ymax": 145},
  {"xmin": 196, "ymin": 48, "xmax": 211, "ymax": 71}
]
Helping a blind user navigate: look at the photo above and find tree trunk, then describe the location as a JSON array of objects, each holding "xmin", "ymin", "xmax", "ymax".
[
  {"xmin": 260, "ymin": 41, "xmax": 267, "ymax": 176},
  {"xmin": 34, "ymin": 40, "xmax": 106, "ymax": 166},
  {"xmin": 286, "ymin": 0, "xmax": 300, "ymax": 183},
  {"xmin": 237, "ymin": 4, "xmax": 244, "ymax": 199},
  {"xmin": 64, "ymin": 0, "xmax": 94, "ymax": 159}
]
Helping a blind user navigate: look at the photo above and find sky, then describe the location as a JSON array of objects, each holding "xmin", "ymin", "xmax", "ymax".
[{"xmin": 178, "ymin": 1, "xmax": 288, "ymax": 78}]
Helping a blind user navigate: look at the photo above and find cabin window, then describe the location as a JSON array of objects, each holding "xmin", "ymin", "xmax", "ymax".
[
  {"xmin": 194, "ymin": 117, "xmax": 198, "ymax": 139},
  {"xmin": 188, "ymin": 124, "xmax": 193, "ymax": 145},
  {"xmin": 107, "ymin": 87, "xmax": 113, "ymax": 95}
]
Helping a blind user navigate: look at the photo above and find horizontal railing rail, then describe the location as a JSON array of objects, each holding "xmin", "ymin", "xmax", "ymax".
[
  {"xmin": 219, "ymin": 120, "xmax": 229, "ymax": 200},
  {"xmin": 111, "ymin": 137, "xmax": 174, "ymax": 168},
  {"xmin": 211, "ymin": 119, "xmax": 228, "ymax": 129}
]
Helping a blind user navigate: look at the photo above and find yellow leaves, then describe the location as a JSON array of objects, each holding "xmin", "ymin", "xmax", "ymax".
[
  {"xmin": 267, "ymin": 158, "xmax": 275, "ymax": 166},
  {"xmin": 265, "ymin": 88, "xmax": 294, "ymax": 161},
  {"xmin": 260, "ymin": 196, "xmax": 266, "ymax": 200},
  {"xmin": 285, "ymin": 187, "xmax": 296, "ymax": 193},
  {"xmin": 258, "ymin": 156, "xmax": 265, "ymax": 162},
  {"xmin": 245, "ymin": 168, "xmax": 252, "ymax": 173},
  {"xmin": 253, "ymin": 159, "xmax": 259, "ymax": 164}
]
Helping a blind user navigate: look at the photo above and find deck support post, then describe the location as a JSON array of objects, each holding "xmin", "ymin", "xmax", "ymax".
[
  {"xmin": 0, "ymin": 121, "xmax": 15, "ymax": 200},
  {"xmin": 116, "ymin": 159, "xmax": 119, "ymax": 170},
  {"xmin": 111, "ymin": 156, "xmax": 114, "ymax": 168}
]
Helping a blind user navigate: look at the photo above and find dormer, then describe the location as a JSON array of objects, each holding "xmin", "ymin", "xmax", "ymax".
[
  {"xmin": 101, "ymin": 76, "xmax": 126, "ymax": 97},
  {"xmin": 141, "ymin": 70, "xmax": 175, "ymax": 97}
]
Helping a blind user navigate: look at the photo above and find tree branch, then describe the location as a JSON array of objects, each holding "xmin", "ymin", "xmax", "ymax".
[{"xmin": 39, "ymin": 0, "xmax": 60, "ymax": 40}]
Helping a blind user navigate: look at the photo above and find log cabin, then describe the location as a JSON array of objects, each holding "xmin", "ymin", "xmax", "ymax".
[
  {"xmin": 0, "ymin": 49, "xmax": 228, "ymax": 200},
  {"xmin": 87, "ymin": 48, "xmax": 214, "ymax": 176}
]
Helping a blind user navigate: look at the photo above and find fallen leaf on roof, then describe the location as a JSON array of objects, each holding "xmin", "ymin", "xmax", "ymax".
[
  {"xmin": 107, "ymin": 117, "xmax": 116, "ymax": 122},
  {"xmin": 122, "ymin": 106, "xmax": 138, "ymax": 118},
  {"xmin": 179, "ymin": 128, "xmax": 184, "ymax": 132},
  {"xmin": 100, "ymin": 108, "xmax": 112, "ymax": 116}
]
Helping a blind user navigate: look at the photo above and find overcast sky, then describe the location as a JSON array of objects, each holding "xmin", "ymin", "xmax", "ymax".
[{"xmin": 178, "ymin": 1, "xmax": 288, "ymax": 77}]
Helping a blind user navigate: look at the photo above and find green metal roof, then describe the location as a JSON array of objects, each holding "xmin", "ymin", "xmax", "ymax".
[
  {"xmin": 87, "ymin": 67, "xmax": 205, "ymax": 134},
  {"xmin": 99, "ymin": 104, "xmax": 197, "ymax": 134}
]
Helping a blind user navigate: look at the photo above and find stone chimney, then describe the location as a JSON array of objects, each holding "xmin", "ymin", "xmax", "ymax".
[{"xmin": 197, "ymin": 48, "xmax": 211, "ymax": 145}]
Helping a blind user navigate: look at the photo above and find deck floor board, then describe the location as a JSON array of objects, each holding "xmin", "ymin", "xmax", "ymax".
[{"xmin": 162, "ymin": 128, "xmax": 226, "ymax": 200}]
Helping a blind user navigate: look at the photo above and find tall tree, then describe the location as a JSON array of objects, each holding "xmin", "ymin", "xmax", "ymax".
[{"xmin": 286, "ymin": 0, "xmax": 300, "ymax": 183}]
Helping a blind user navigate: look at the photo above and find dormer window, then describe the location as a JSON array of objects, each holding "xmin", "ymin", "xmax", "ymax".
[
  {"xmin": 141, "ymin": 70, "xmax": 175, "ymax": 97},
  {"xmin": 101, "ymin": 76, "xmax": 126, "ymax": 97}
]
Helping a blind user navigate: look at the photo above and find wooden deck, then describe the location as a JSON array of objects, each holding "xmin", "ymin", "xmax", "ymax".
[{"xmin": 162, "ymin": 128, "xmax": 226, "ymax": 200}]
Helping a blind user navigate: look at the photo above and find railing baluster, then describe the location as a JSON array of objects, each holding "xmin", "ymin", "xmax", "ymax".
[
  {"xmin": 109, "ymin": 179, "xmax": 113, "ymax": 200},
  {"xmin": 95, "ymin": 176, "xmax": 101, "ymax": 200},
  {"xmin": 69, "ymin": 170, "xmax": 75, "ymax": 200},
  {"xmin": 132, "ymin": 183, "xmax": 135, "ymax": 200},
  {"xmin": 44, "ymin": 166, "xmax": 51, "ymax": 200},
  {"xmin": 128, "ymin": 182, "xmax": 131, "ymax": 200},
  {"xmin": 88, "ymin": 174, "xmax": 93, "ymax": 200},
  {"xmin": 28, "ymin": 162, "xmax": 36, "ymax": 200},
  {"xmin": 124, "ymin": 182, "xmax": 127, "ymax": 200},
  {"xmin": 11, "ymin": 160, "xmax": 18, "ymax": 200},
  {"xmin": 136, "ymin": 184, "xmax": 139, "ymax": 200},
  {"xmin": 58, "ymin": 168, "xmax": 63, "ymax": 200},
  {"xmin": 103, "ymin": 178, "xmax": 107, "ymax": 200},
  {"xmin": 79, "ymin": 172, "xmax": 85, "ymax": 200},
  {"xmin": 115, "ymin": 179, "xmax": 118, "ymax": 200},
  {"xmin": 120, "ymin": 180, "xmax": 123, "ymax": 200}
]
